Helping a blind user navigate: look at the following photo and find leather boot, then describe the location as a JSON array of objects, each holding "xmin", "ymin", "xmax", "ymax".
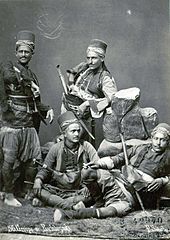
[
  {"xmin": 97, "ymin": 206, "xmax": 117, "ymax": 218},
  {"xmin": 54, "ymin": 207, "xmax": 98, "ymax": 222},
  {"xmin": 85, "ymin": 180, "xmax": 104, "ymax": 208},
  {"xmin": 81, "ymin": 168, "xmax": 104, "ymax": 207},
  {"xmin": 38, "ymin": 189, "xmax": 74, "ymax": 209}
]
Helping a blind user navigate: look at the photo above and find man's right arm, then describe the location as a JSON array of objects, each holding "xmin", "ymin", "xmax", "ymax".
[
  {"xmin": 0, "ymin": 62, "xmax": 17, "ymax": 122},
  {"xmin": 87, "ymin": 146, "xmax": 137, "ymax": 170},
  {"xmin": 35, "ymin": 144, "xmax": 57, "ymax": 182},
  {"xmin": 33, "ymin": 144, "xmax": 57, "ymax": 195},
  {"xmin": 0, "ymin": 62, "xmax": 11, "ymax": 112}
]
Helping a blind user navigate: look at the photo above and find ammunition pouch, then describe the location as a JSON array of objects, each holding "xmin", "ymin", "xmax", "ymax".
[{"xmin": 8, "ymin": 95, "xmax": 37, "ymax": 113}]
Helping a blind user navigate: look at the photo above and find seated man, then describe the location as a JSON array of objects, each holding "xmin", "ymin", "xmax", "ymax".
[
  {"xmin": 87, "ymin": 122, "xmax": 170, "ymax": 209},
  {"xmin": 33, "ymin": 111, "xmax": 100, "ymax": 209},
  {"xmin": 54, "ymin": 167, "xmax": 136, "ymax": 222}
]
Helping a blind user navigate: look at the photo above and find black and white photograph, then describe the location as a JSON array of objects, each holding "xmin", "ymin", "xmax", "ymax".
[{"xmin": 0, "ymin": 0, "xmax": 170, "ymax": 239}]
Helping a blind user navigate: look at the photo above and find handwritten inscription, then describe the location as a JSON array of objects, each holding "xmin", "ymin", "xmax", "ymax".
[
  {"xmin": 8, "ymin": 224, "xmax": 72, "ymax": 234},
  {"xmin": 133, "ymin": 216, "xmax": 163, "ymax": 224}
]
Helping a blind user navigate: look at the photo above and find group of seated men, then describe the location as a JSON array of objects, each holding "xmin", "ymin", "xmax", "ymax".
[
  {"xmin": 33, "ymin": 111, "xmax": 170, "ymax": 222},
  {"xmin": 1, "ymin": 109, "xmax": 169, "ymax": 222}
]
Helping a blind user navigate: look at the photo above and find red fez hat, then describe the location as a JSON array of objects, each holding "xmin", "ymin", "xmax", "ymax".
[
  {"xmin": 88, "ymin": 39, "xmax": 107, "ymax": 53},
  {"xmin": 57, "ymin": 111, "xmax": 78, "ymax": 130},
  {"xmin": 17, "ymin": 30, "xmax": 35, "ymax": 43}
]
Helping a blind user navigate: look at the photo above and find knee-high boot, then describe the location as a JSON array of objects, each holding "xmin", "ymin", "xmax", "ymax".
[
  {"xmin": 85, "ymin": 180, "xmax": 104, "ymax": 208},
  {"xmin": 38, "ymin": 189, "xmax": 74, "ymax": 209},
  {"xmin": 97, "ymin": 206, "xmax": 117, "ymax": 218},
  {"xmin": 54, "ymin": 205, "xmax": 118, "ymax": 222}
]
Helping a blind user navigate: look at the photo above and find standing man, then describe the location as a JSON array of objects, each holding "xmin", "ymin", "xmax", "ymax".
[
  {"xmin": 61, "ymin": 39, "xmax": 117, "ymax": 142},
  {"xmin": 0, "ymin": 30, "xmax": 54, "ymax": 207},
  {"xmin": 33, "ymin": 111, "xmax": 100, "ymax": 209}
]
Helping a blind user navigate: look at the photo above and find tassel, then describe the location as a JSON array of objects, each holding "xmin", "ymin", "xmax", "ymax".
[{"xmin": 33, "ymin": 98, "xmax": 38, "ymax": 112}]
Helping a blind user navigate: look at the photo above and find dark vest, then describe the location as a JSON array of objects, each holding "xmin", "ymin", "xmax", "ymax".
[{"xmin": 75, "ymin": 62, "xmax": 112, "ymax": 99}]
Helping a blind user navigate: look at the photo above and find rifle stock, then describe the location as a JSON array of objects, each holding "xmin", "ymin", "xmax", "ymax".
[
  {"xmin": 119, "ymin": 132, "xmax": 147, "ymax": 212},
  {"xmin": 33, "ymin": 158, "xmax": 58, "ymax": 174}
]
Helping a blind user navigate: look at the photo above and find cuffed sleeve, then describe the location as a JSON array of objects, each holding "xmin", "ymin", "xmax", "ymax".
[
  {"xmin": 98, "ymin": 157, "xmax": 115, "ymax": 170},
  {"xmin": 102, "ymin": 76, "xmax": 117, "ymax": 102},
  {"xmin": 0, "ymin": 63, "xmax": 9, "ymax": 113},
  {"xmin": 83, "ymin": 141, "xmax": 100, "ymax": 164},
  {"xmin": 36, "ymin": 144, "xmax": 57, "ymax": 182}
]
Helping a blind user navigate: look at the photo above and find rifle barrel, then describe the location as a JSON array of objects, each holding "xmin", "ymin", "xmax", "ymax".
[
  {"xmin": 56, "ymin": 65, "xmax": 95, "ymax": 140},
  {"xmin": 56, "ymin": 65, "xmax": 68, "ymax": 94}
]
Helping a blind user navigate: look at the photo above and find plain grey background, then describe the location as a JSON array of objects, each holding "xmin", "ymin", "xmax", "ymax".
[{"xmin": 0, "ymin": 0, "xmax": 169, "ymax": 147}]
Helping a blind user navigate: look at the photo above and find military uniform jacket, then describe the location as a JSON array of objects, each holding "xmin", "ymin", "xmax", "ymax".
[
  {"xmin": 100, "ymin": 144, "xmax": 170, "ymax": 179},
  {"xmin": 0, "ymin": 61, "xmax": 49, "ymax": 129}
]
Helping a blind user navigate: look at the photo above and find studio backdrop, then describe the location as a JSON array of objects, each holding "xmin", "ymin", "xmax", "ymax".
[{"xmin": 0, "ymin": 0, "xmax": 169, "ymax": 146}]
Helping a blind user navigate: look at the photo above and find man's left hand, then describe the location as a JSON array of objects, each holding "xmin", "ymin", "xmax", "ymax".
[
  {"xmin": 77, "ymin": 101, "xmax": 89, "ymax": 117},
  {"xmin": 46, "ymin": 109, "xmax": 54, "ymax": 124},
  {"xmin": 147, "ymin": 178, "xmax": 163, "ymax": 192},
  {"xmin": 83, "ymin": 162, "xmax": 100, "ymax": 169}
]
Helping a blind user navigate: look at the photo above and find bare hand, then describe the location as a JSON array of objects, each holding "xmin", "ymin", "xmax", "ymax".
[
  {"xmin": 77, "ymin": 101, "xmax": 89, "ymax": 117},
  {"xmin": 33, "ymin": 178, "xmax": 43, "ymax": 196},
  {"xmin": 46, "ymin": 109, "xmax": 54, "ymax": 124},
  {"xmin": 147, "ymin": 178, "xmax": 163, "ymax": 192},
  {"xmin": 83, "ymin": 162, "xmax": 100, "ymax": 169}
]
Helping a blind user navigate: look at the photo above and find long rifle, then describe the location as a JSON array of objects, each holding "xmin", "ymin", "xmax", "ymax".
[
  {"xmin": 119, "ymin": 130, "xmax": 147, "ymax": 213},
  {"xmin": 24, "ymin": 181, "xmax": 76, "ymax": 194},
  {"xmin": 116, "ymin": 114, "xmax": 149, "ymax": 213},
  {"xmin": 56, "ymin": 65, "xmax": 68, "ymax": 95},
  {"xmin": 32, "ymin": 159, "xmax": 79, "ymax": 193},
  {"xmin": 33, "ymin": 158, "xmax": 58, "ymax": 174},
  {"xmin": 119, "ymin": 133, "xmax": 155, "ymax": 223},
  {"xmin": 56, "ymin": 65, "xmax": 95, "ymax": 140}
]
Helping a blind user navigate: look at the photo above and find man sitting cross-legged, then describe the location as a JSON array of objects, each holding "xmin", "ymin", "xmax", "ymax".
[{"xmin": 33, "ymin": 111, "xmax": 100, "ymax": 209}]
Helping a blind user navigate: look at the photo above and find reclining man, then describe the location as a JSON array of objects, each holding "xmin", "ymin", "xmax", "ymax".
[
  {"xmin": 87, "ymin": 122, "xmax": 170, "ymax": 209},
  {"xmin": 33, "ymin": 111, "xmax": 100, "ymax": 209}
]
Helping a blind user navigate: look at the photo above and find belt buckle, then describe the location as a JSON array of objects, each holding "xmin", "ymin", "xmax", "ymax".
[{"xmin": 65, "ymin": 169, "xmax": 76, "ymax": 173}]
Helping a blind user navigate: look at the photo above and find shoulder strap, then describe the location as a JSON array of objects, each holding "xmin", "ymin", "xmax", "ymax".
[
  {"xmin": 13, "ymin": 65, "xmax": 22, "ymax": 84},
  {"xmin": 132, "ymin": 145, "xmax": 150, "ymax": 167}
]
